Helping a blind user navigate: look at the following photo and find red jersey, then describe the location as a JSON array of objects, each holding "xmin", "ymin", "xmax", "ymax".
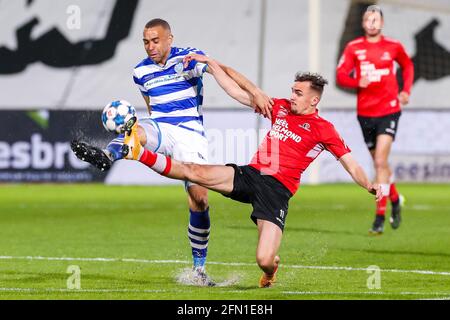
[
  {"xmin": 250, "ymin": 99, "xmax": 351, "ymax": 194},
  {"xmin": 336, "ymin": 36, "xmax": 414, "ymax": 117}
]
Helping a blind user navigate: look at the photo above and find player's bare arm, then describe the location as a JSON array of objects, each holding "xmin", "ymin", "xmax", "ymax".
[
  {"xmin": 183, "ymin": 53, "xmax": 272, "ymax": 119},
  {"xmin": 217, "ymin": 62, "xmax": 273, "ymax": 119},
  {"xmin": 396, "ymin": 44, "xmax": 414, "ymax": 106},
  {"xmin": 183, "ymin": 54, "xmax": 253, "ymax": 108},
  {"xmin": 339, "ymin": 153, "xmax": 382, "ymax": 200}
]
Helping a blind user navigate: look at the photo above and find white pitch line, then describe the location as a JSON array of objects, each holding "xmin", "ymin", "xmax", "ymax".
[
  {"xmin": 286, "ymin": 264, "xmax": 450, "ymax": 276},
  {"xmin": 0, "ymin": 287, "xmax": 167, "ymax": 294},
  {"xmin": 0, "ymin": 255, "xmax": 449, "ymax": 276},
  {"xmin": 283, "ymin": 291, "xmax": 450, "ymax": 297}
]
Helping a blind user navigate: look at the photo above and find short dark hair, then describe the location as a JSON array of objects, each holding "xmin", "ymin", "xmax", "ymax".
[
  {"xmin": 145, "ymin": 18, "xmax": 171, "ymax": 31},
  {"xmin": 294, "ymin": 72, "xmax": 328, "ymax": 95},
  {"xmin": 366, "ymin": 4, "xmax": 383, "ymax": 18}
]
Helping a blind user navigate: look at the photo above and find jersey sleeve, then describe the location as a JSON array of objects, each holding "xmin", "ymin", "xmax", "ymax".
[
  {"xmin": 270, "ymin": 98, "xmax": 283, "ymax": 125},
  {"xmin": 320, "ymin": 123, "xmax": 351, "ymax": 160},
  {"xmin": 132, "ymin": 69, "xmax": 148, "ymax": 96},
  {"xmin": 395, "ymin": 43, "xmax": 414, "ymax": 94},
  {"xmin": 336, "ymin": 43, "xmax": 359, "ymax": 88}
]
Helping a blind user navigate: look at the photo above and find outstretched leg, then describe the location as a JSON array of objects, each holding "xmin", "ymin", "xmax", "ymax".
[{"xmin": 129, "ymin": 144, "xmax": 235, "ymax": 194}]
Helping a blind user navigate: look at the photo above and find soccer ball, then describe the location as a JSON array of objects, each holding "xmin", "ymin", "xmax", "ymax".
[{"xmin": 101, "ymin": 100, "xmax": 136, "ymax": 134}]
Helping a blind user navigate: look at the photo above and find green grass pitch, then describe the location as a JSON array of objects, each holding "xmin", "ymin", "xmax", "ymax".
[{"xmin": 0, "ymin": 183, "xmax": 449, "ymax": 300}]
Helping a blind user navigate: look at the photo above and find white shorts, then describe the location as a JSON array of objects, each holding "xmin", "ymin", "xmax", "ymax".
[{"xmin": 139, "ymin": 118, "xmax": 208, "ymax": 188}]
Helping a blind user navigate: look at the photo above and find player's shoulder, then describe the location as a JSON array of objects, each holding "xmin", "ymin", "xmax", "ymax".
[
  {"xmin": 133, "ymin": 57, "xmax": 156, "ymax": 78},
  {"xmin": 346, "ymin": 36, "xmax": 365, "ymax": 48},
  {"xmin": 270, "ymin": 98, "xmax": 290, "ymax": 119},
  {"xmin": 134, "ymin": 57, "xmax": 154, "ymax": 70},
  {"xmin": 272, "ymin": 98, "xmax": 290, "ymax": 111},
  {"xmin": 383, "ymin": 36, "xmax": 401, "ymax": 44},
  {"xmin": 172, "ymin": 46, "xmax": 206, "ymax": 57},
  {"xmin": 382, "ymin": 36, "xmax": 406, "ymax": 51},
  {"xmin": 272, "ymin": 98, "xmax": 290, "ymax": 107},
  {"xmin": 314, "ymin": 113, "xmax": 337, "ymax": 131}
]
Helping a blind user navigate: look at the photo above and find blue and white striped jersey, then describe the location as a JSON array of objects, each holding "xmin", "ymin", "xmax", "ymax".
[{"xmin": 133, "ymin": 47, "xmax": 208, "ymax": 136}]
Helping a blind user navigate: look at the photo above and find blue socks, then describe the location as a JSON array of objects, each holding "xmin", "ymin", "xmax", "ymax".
[{"xmin": 188, "ymin": 208, "xmax": 210, "ymax": 269}]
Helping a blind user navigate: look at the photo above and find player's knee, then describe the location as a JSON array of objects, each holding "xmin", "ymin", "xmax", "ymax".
[
  {"xmin": 193, "ymin": 200, "xmax": 208, "ymax": 212},
  {"xmin": 186, "ymin": 168, "xmax": 209, "ymax": 211},
  {"xmin": 190, "ymin": 193, "xmax": 209, "ymax": 211},
  {"xmin": 137, "ymin": 126, "xmax": 147, "ymax": 146}
]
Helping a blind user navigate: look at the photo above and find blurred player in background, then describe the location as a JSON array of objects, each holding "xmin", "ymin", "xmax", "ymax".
[
  {"xmin": 120, "ymin": 53, "xmax": 381, "ymax": 287},
  {"xmin": 72, "ymin": 18, "xmax": 272, "ymax": 286},
  {"xmin": 336, "ymin": 5, "xmax": 414, "ymax": 234}
]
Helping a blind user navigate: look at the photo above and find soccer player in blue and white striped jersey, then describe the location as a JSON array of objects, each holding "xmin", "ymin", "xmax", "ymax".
[{"xmin": 134, "ymin": 18, "xmax": 214, "ymax": 285}]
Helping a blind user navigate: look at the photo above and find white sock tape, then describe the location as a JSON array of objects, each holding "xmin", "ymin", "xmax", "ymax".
[
  {"xmin": 152, "ymin": 154, "xmax": 167, "ymax": 174},
  {"xmin": 380, "ymin": 184, "xmax": 390, "ymax": 197}
]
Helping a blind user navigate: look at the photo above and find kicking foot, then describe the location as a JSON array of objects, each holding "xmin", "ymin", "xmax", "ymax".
[
  {"xmin": 121, "ymin": 117, "xmax": 143, "ymax": 160},
  {"xmin": 71, "ymin": 140, "xmax": 112, "ymax": 171}
]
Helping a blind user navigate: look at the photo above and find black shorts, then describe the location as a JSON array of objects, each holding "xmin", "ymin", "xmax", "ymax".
[
  {"xmin": 357, "ymin": 112, "xmax": 401, "ymax": 150},
  {"xmin": 223, "ymin": 164, "xmax": 293, "ymax": 231}
]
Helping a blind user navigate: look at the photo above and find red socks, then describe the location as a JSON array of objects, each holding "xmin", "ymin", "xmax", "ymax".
[
  {"xmin": 376, "ymin": 183, "xmax": 400, "ymax": 216},
  {"xmin": 389, "ymin": 183, "xmax": 399, "ymax": 203},
  {"xmin": 376, "ymin": 196, "xmax": 388, "ymax": 216},
  {"xmin": 139, "ymin": 149, "xmax": 172, "ymax": 176}
]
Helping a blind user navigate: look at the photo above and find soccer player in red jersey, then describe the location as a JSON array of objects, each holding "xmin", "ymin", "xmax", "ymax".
[
  {"xmin": 120, "ymin": 53, "xmax": 381, "ymax": 287},
  {"xmin": 336, "ymin": 5, "xmax": 414, "ymax": 234}
]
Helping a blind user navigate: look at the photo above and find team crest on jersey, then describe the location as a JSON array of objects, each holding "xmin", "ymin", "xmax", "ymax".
[
  {"xmin": 277, "ymin": 107, "xmax": 289, "ymax": 118},
  {"xmin": 381, "ymin": 51, "xmax": 392, "ymax": 61},
  {"xmin": 175, "ymin": 62, "xmax": 184, "ymax": 75},
  {"xmin": 299, "ymin": 123, "xmax": 311, "ymax": 131},
  {"xmin": 356, "ymin": 49, "xmax": 367, "ymax": 60}
]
